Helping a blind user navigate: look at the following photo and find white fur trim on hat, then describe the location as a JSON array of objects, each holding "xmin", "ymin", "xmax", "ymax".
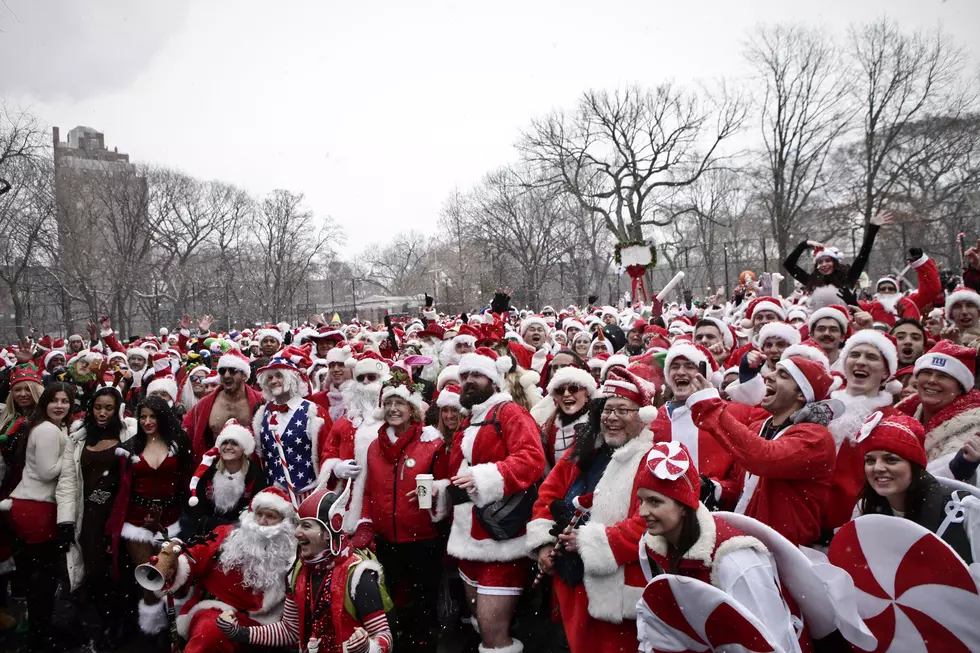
[
  {"xmin": 217, "ymin": 351, "xmax": 252, "ymax": 376},
  {"xmin": 250, "ymin": 489, "xmax": 295, "ymax": 519},
  {"xmin": 352, "ymin": 357, "xmax": 390, "ymax": 379},
  {"xmin": 437, "ymin": 365, "xmax": 460, "ymax": 391},
  {"xmin": 126, "ymin": 347, "xmax": 149, "ymax": 361},
  {"xmin": 698, "ymin": 317, "xmax": 734, "ymax": 349},
  {"xmin": 381, "ymin": 384, "xmax": 423, "ymax": 411},
  {"xmin": 451, "ymin": 334, "xmax": 477, "ymax": 348},
  {"xmin": 325, "ymin": 345, "xmax": 352, "ymax": 365},
  {"xmin": 546, "ymin": 366, "xmax": 599, "ymax": 398},
  {"xmin": 255, "ymin": 328, "xmax": 284, "ymax": 345},
  {"xmin": 664, "ymin": 342, "xmax": 709, "ymax": 375},
  {"xmin": 519, "ymin": 316, "xmax": 551, "ymax": 337},
  {"xmin": 778, "ymin": 358, "xmax": 815, "ymax": 403},
  {"xmin": 945, "ymin": 288, "xmax": 980, "ymax": 315},
  {"xmin": 436, "ymin": 387, "xmax": 461, "ymax": 409},
  {"xmin": 840, "ymin": 329, "xmax": 898, "ymax": 377},
  {"xmin": 146, "ymin": 377, "xmax": 178, "ymax": 401},
  {"xmin": 914, "ymin": 351, "xmax": 974, "ymax": 393},
  {"xmin": 756, "ymin": 322, "xmax": 801, "ymax": 348},
  {"xmin": 781, "ymin": 343, "xmax": 830, "ymax": 372},
  {"xmin": 808, "ymin": 306, "xmax": 849, "ymax": 332},
  {"xmin": 215, "ymin": 422, "xmax": 256, "ymax": 457},
  {"xmin": 458, "ymin": 352, "xmax": 511, "ymax": 389},
  {"xmin": 600, "ymin": 354, "xmax": 630, "ymax": 382}
]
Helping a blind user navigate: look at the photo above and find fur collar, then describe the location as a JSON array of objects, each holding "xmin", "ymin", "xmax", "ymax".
[
  {"xmin": 468, "ymin": 391, "xmax": 513, "ymax": 422},
  {"xmin": 828, "ymin": 390, "xmax": 895, "ymax": 446},
  {"xmin": 642, "ymin": 504, "xmax": 716, "ymax": 566},
  {"xmin": 612, "ymin": 429, "xmax": 654, "ymax": 463}
]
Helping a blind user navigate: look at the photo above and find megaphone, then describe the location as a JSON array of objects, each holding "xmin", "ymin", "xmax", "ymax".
[{"xmin": 134, "ymin": 541, "xmax": 183, "ymax": 592}]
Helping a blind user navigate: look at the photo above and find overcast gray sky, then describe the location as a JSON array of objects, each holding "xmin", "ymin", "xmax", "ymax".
[{"xmin": 1, "ymin": 0, "xmax": 977, "ymax": 254}]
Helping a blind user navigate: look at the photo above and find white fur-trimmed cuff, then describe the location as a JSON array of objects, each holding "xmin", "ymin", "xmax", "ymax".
[
  {"xmin": 430, "ymin": 479, "xmax": 452, "ymax": 522},
  {"xmin": 909, "ymin": 253, "xmax": 929, "ymax": 269},
  {"xmin": 137, "ymin": 599, "xmax": 167, "ymax": 635},
  {"xmin": 577, "ymin": 521, "xmax": 617, "ymax": 576},
  {"xmin": 525, "ymin": 518, "xmax": 557, "ymax": 553},
  {"xmin": 686, "ymin": 387, "xmax": 721, "ymax": 409},
  {"xmin": 470, "ymin": 462, "xmax": 506, "ymax": 507},
  {"xmin": 319, "ymin": 457, "xmax": 341, "ymax": 484}
]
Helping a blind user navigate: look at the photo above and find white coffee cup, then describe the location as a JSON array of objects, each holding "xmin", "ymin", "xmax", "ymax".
[{"xmin": 415, "ymin": 473, "xmax": 435, "ymax": 510}]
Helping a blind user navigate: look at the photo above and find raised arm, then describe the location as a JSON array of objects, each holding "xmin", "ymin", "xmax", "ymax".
[{"xmin": 782, "ymin": 240, "xmax": 812, "ymax": 286}]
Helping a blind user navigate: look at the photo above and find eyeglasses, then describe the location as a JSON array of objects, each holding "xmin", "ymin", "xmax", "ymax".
[
  {"xmin": 601, "ymin": 407, "xmax": 639, "ymax": 419},
  {"xmin": 553, "ymin": 384, "xmax": 583, "ymax": 396},
  {"xmin": 217, "ymin": 368, "xmax": 239, "ymax": 376}
]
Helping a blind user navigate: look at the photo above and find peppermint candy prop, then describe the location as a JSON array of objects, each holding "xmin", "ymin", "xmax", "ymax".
[
  {"xmin": 829, "ymin": 514, "xmax": 980, "ymax": 652},
  {"xmin": 636, "ymin": 575, "xmax": 785, "ymax": 653},
  {"xmin": 646, "ymin": 440, "xmax": 691, "ymax": 481}
]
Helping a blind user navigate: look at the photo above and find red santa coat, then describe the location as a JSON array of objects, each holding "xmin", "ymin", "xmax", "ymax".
[
  {"xmin": 650, "ymin": 401, "xmax": 769, "ymax": 508},
  {"xmin": 447, "ymin": 392, "xmax": 546, "ymax": 563},
  {"xmin": 183, "ymin": 385, "xmax": 265, "ymax": 463},
  {"xmin": 361, "ymin": 422, "xmax": 450, "ymax": 543},
  {"xmin": 319, "ymin": 412, "xmax": 384, "ymax": 533},
  {"xmin": 526, "ymin": 430, "xmax": 653, "ymax": 643},
  {"xmin": 858, "ymin": 254, "xmax": 942, "ymax": 326},
  {"xmin": 688, "ymin": 388, "xmax": 836, "ymax": 547},
  {"xmin": 168, "ymin": 525, "xmax": 287, "ymax": 639},
  {"xmin": 897, "ymin": 389, "xmax": 980, "ymax": 478}
]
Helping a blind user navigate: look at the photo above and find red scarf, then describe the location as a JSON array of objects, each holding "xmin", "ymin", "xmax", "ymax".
[{"xmin": 377, "ymin": 421, "xmax": 422, "ymax": 464}]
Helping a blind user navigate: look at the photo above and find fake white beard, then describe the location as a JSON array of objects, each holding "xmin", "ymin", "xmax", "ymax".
[
  {"xmin": 876, "ymin": 292, "xmax": 902, "ymax": 315},
  {"xmin": 341, "ymin": 380, "xmax": 382, "ymax": 427},
  {"xmin": 418, "ymin": 343, "xmax": 441, "ymax": 383},
  {"xmin": 439, "ymin": 340, "xmax": 462, "ymax": 368},
  {"xmin": 211, "ymin": 468, "xmax": 246, "ymax": 513},
  {"xmin": 219, "ymin": 512, "xmax": 296, "ymax": 591}
]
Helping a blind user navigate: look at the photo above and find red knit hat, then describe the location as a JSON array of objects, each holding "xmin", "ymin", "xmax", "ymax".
[
  {"xmin": 636, "ymin": 442, "xmax": 700, "ymax": 510},
  {"xmin": 10, "ymin": 363, "xmax": 43, "ymax": 388},
  {"xmin": 777, "ymin": 355, "xmax": 834, "ymax": 403},
  {"xmin": 745, "ymin": 297, "xmax": 787, "ymax": 321},
  {"xmin": 856, "ymin": 411, "xmax": 926, "ymax": 467}
]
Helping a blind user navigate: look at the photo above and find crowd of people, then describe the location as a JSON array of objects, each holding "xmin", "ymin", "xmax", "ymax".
[{"xmin": 0, "ymin": 218, "xmax": 979, "ymax": 652}]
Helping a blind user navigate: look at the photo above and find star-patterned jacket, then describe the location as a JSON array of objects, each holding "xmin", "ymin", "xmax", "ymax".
[{"xmin": 251, "ymin": 396, "xmax": 333, "ymax": 495}]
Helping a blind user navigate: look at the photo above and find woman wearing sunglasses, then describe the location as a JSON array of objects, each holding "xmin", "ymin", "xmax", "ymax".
[{"xmin": 539, "ymin": 366, "xmax": 598, "ymax": 470}]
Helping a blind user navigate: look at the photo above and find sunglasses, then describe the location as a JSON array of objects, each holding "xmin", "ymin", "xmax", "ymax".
[
  {"xmin": 357, "ymin": 373, "xmax": 380, "ymax": 383},
  {"xmin": 217, "ymin": 368, "xmax": 240, "ymax": 376},
  {"xmin": 553, "ymin": 384, "xmax": 584, "ymax": 396}
]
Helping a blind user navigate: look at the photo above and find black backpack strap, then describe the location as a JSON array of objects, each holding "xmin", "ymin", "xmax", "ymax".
[{"xmin": 469, "ymin": 401, "xmax": 511, "ymax": 438}]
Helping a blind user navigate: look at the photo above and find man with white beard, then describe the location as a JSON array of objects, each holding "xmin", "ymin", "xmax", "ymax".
[
  {"xmin": 439, "ymin": 323, "xmax": 480, "ymax": 369},
  {"xmin": 318, "ymin": 351, "xmax": 390, "ymax": 546},
  {"xmin": 148, "ymin": 487, "xmax": 297, "ymax": 653}
]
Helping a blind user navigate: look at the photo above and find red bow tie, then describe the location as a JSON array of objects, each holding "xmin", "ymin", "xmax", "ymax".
[{"xmin": 270, "ymin": 403, "xmax": 290, "ymax": 413}]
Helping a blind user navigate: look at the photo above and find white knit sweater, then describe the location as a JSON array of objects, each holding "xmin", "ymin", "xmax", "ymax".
[{"xmin": 10, "ymin": 421, "xmax": 68, "ymax": 504}]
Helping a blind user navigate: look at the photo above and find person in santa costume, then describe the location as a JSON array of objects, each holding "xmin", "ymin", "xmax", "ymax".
[
  {"xmin": 891, "ymin": 318, "xmax": 927, "ymax": 368},
  {"xmin": 857, "ymin": 248, "xmax": 942, "ymax": 326},
  {"xmin": 255, "ymin": 324, "xmax": 285, "ymax": 359},
  {"xmin": 650, "ymin": 342, "xmax": 768, "ymax": 510},
  {"xmin": 216, "ymin": 483, "xmax": 394, "ymax": 653},
  {"xmin": 807, "ymin": 304, "xmax": 849, "ymax": 370},
  {"xmin": 508, "ymin": 315, "xmax": 553, "ymax": 376},
  {"xmin": 723, "ymin": 321, "xmax": 801, "ymax": 406},
  {"xmin": 693, "ymin": 317, "xmax": 734, "ymax": 367},
  {"xmin": 176, "ymin": 364, "xmax": 212, "ymax": 415},
  {"xmin": 309, "ymin": 344, "xmax": 353, "ymax": 423},
  {"xmin": 686, "ymin": 356, "xmax": 838, "ymax": 546},
  {"xmin": 854, "ymin": 411, "xmax": 978, "ymax": 563},
  {"xmin": 896, "ymin": 339, "xmax": 980, "ymax": 484},
  {"xmin": 357, "ymin": 365, "xmax": 451, "ymax": 653},
  {"xmin": 944, "ymin": 285, "xmax": 980, "ymax": 343},
  {"xmin": 182, "ymin": 419, "xmax": 267, "ymax": 538},
  {"xmin": 252, "ymin": 346, "xmax": 332, "ymax": 506},
  {"xmin": 526, "ymin": 367, "xmax": 655, "ymax": 653},
  {"xmin": 147, "ymin": 486, "xmax": 298, "ymax": 653},
  {"xmin": 635, "ymin": 442, "xmax": 804, "ymax": 653},
  {"xmin": 318, "ymin": 350, "xmax": 389, "ymax": 543},
  {"xmin": 535, "ymin": 364, "xmax": 598, "ymax": 469},
  {"xmin": 822, "ymin": 329, "xmax": 902, "ymax": 533},
  {"xmin": 444, "ymin": 347, "xmax": 545, "ymax": 653},
  {"xmin": 182, "ymin": 347, "xmax": 264, "ymax": 464}
]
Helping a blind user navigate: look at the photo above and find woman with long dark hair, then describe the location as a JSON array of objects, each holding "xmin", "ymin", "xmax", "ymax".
[
  {"xmin": 1, "ymin": 382, "xmax": 75, "ymax": 651},
  {"xmin": 782, "ymin": 211, "xmax": 892, "ymax": 309},
  {"xmin": 535, "ymin": 358, "xmax": 597, "ymax": 470},
  {"xmin": 56, "ymin": 386, "xmax": 135, "ymax": 650},
  {"xmin": 634, "ymin": 442, "xmax": 803, "ymax": 653},
  {"xmin": 855, "ymin": 411, "xmax": 976, "ymax": 563},
  {"xmin": 105, "ymin": 395, "xmax": 193, "ymax": 640}
]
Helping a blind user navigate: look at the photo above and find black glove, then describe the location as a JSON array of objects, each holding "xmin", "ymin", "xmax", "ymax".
[
  {"xmin": 837, "ymin": 285, "xmax": 859, "ymax": 308},
  {"xmin": 699, "ymin": 475, "xmax": 719, "ymax": 510},
  {"xmin": 683, "ymin": 289, "xmax": 693, "ymax": 309},
  {"xmin": 58, "ymin": 523, "xmax": 75, "ymax": 552},
  {"xmin": 383, "ymin": 313, "xmax": 392, "ymax": 329},
  {"xmin": 908, "ymin": 247, "xmax": 923, "ymax": 261},
  {"xmin": 424, "ymin": 293, "xmax": 434, "ymax": 309},
  {"xmin": 549, "ymin": 499, "xmax": 574, "ymax": 532},
  {"xmin": 216, "ymin": 615, "xmax": 249, "ymax": 643},
  {"xmin": 460, "ymin": 312, "xmax": 468, "ymax": 324},
  {"xmin": 587, "ymin": 294, "xmax": 599, "ymax": 306},
  {"xmin": 490, "ymin": 291, "xmax": 511, "ymax": 315}
]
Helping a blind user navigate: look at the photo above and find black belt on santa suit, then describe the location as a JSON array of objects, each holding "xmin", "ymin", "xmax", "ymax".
[{"xmin": 130, "ymin": 493, "xmax": 180, "ymax": 509}]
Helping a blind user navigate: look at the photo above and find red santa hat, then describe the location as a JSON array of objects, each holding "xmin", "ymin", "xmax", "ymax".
[
  {"xmin": 812, "ymin": 245, "xmax": 843, "ymax": 262},
  {"xmin": 776, "ymin": 355, "xmax": 834, "ymax": 403},
  {"xmin": 458, "ymin": 348, "xmax": 512, "ymax": 389},
  {"xmin": 635, "ymin": 442, "xmax": 700, "ymax": 510},
  {"xmin": 126, "ymin": 346, "xmax": 149, "ymax": 362},
  {"xmin": 876, "ymin": 276, "xmax": 900, "ymax": 292},
  {"xmin": 436, "ymin": 365, "xmax": 460, "ymax": 391},
  {"xmin": 600, "ymin": 367, "xmax": 658, "ymax": 424},
  {"xmin": 451, "ymin": 323, "xmax": 481, "ymax": 348},
  {"xmin": 146, "ymin": 374, "xmax": 178, "ymax": 401},
  {"xmin": 807, "ymin": 304, "xmax": 850, "ymax": 334},
  {"xmin": 563, "ymin": 318, "xmax": 586, "ymax": 333},
  {"xmin": 249, "ymin": 486, "xmax": 296, "ymax": 520},
  {"xmin": 436, "ymin": 383, "xmax": 463, "ymax": 409},
  {"xmin": 546, "ymin": 366, "xmax": 599, "ymax": 398},
  {"xmin": 744, "ymin": 296, "xmax": 787, "ymax": 321},
  {"xmin": 600, "ymin": 354, "xmax": 630, "ymax": 382},
  {"xmin": 203, "ymin": 369, "xmax": 220, "ymax": 386},
  {"xmin": 43, "ymin": 350, "xmax": 65, "ymax": 369},
  {"xmin": 697, "ymin": 317, "xmax": 735, "ymax": 349},
  {"xmin": 217, "ymin": 348, "xmax": 252, "ymax": 376},
  {"xmin": 782, "ymin": 340, "xmax": 831, "ymax": 373},
  {"xmin": 345, "ymin": 350, "xmax": 391, "ymax": 379},
  {"xmin": 945, "ymin": 286, "xmax": 980, "ymax": 316},
  {"xmin": 519, "ymin": 316, "xmax": 551, "ymax": 337},
  {"xmin": 756, "ymin": 321, "xmax": 802, "ymax": 348},
  {"xmin": 840, "ymin": 329, "xmax": 898, "ymax": 378},
  {"xmin": 663, "ymin": 341, "xmax": 719, "ymax": 378},
  {"xmin": 856, "ymin": 411, "xmax": 926, "ymax": 467},
  {"xmin": 150, "ymin": 351, "xmax": 171, "ymax": 374},
  {"xmin": 913, "ymin": 339, "xmax": 977, "ymax": 392},
  {"xmin": 187, "ymin": 421, "xmax": 257, "ymax": 507},
  {"xmin": 255, "ymin": 325, "xmax": 284, "ymax": 345},
  {"xmin": 325, "ymin": 344, "xmax": 353, "ymax": 365}
]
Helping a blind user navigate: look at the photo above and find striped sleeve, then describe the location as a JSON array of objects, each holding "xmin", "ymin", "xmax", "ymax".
[
  {"xmin": 362, "ymin": 610, "xmax": 392, "ymax": 653},
  {"xmin": 245, "ymin": 595, "xmax": 300, "ymax": 647}
]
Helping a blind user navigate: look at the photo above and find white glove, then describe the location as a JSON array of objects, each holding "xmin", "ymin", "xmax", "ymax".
[{"xmin": 334, "ymin": 459, "xmax": 362, "ymax": 480}]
